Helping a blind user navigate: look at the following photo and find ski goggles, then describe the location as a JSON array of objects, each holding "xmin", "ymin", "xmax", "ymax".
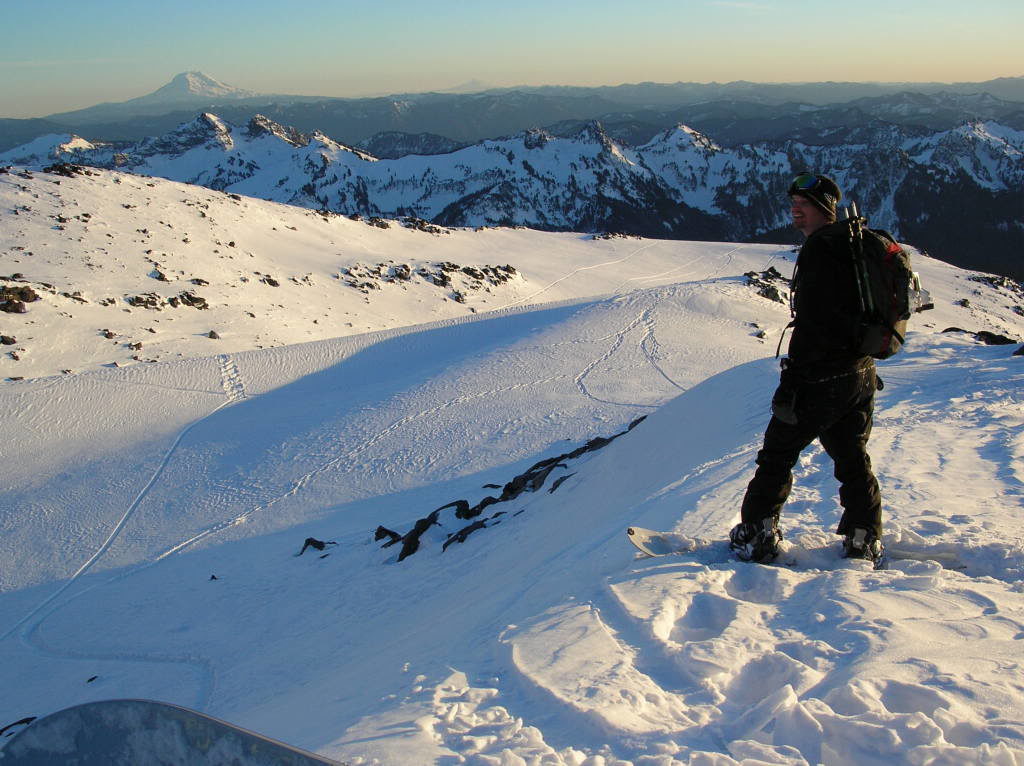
[{"xmin": 789, "ymin": 173, "xmax": 821, "ymax": 193}]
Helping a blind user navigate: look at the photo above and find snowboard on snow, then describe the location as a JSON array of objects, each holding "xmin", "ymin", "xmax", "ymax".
[
  {"xmin": 626, "ymin": 527, "xmax": 698, "ymax": 557},
  {"xmin": 626, "ymin": 526, "xmax": 962, "ymax": 571},
  {"xmin": 1, "ymin": 698, "xmax": 340, "ymax": 765}
]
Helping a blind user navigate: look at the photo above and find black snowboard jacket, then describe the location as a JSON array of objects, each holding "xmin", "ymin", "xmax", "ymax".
[{"xmin": 786, "ymin": 221, "xmax": 874, "ymax": 376}]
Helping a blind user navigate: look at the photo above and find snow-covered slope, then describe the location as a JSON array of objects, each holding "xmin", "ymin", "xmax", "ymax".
[
  {"xmin": 2, "ymin": 169, "xmax": 1024, "ymax": 764},
  {"xmin": 1, "ymin": 163, "xmax": 652, "ymax": 380},
  {"xmin": 3, "ymin": 162, "xmax": 1021, "ymax": 385}
]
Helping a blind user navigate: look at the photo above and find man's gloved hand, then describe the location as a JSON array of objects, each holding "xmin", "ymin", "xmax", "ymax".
[{"xmin": 771, "ymin": 373, "xmax": 798, "ymax": 425}]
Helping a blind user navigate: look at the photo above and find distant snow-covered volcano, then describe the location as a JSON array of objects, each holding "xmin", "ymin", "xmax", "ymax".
[{"xmin": 135, "ymin": 71, "xmax": 262, "ymax": 104}]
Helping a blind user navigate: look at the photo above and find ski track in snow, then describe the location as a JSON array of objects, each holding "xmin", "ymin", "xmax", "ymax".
[
  {"xmin": 494, "ymin": 241, "xmax": 663, "ymax": 311},
  {"xmin": 573, "ymin": 301, "xmax": 686, "ymax": 408},
  {"xmin": 217, "ymin": 353, "xmax": 247, "ymax": 403},
  {"xmin": 574, "ymin": 307, "xmax": 658, "ymax": 408},
  {"xmin": 640, "ymin": 310, "xmax": 687, "ymax": 394},
  {"xmin": 1, "ymin": 396, "xmax": 238, "ymax": 645},
  {"xmin": 2, "ymin": 357, "xmax": 256, "ymax": 711}
]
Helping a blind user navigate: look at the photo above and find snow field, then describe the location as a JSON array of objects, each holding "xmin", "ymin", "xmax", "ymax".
[{"xmin": 2, "ymin": 170, "xmax": 1024, "ymax": 764}]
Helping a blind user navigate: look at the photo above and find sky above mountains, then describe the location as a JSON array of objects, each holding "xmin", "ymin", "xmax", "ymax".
[{"xmin": 3, "ymin": 0, "xmax": 1023, "ymax": 118}]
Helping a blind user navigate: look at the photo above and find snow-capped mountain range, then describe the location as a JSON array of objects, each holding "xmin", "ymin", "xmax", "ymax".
[
  {"xmin": 4, "ymin": 111, "xmax": 1023, "ymax": 278},
  {"xmin": 4, "ymin": 161, "xmax": 1022, "ymax": 382},
  {"xmin": 3, "ymin": 160, "xmax": 1024, "ymax": 764}
]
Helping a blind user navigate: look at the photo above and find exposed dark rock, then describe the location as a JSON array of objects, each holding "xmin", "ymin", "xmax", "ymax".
[
  {"xmin": 395, "ymin": 510, "xmax": 442, "ymax": 562},
  {"xmin": 968, "ymin": 274, "xmax": 1024, "ymax": 296},
  {"xmin": 340, "ymin": 260, "xmax": 516, "ymax": 298},
  {"xmin": 442, "ymin": 519, "xmax": 492, "ymax": 551},
  {"xmin": 401, "ymin": 217, "xmax": 450, "ymax": 235},
  {"xmin": 297, "ymin": 537, "xmax": 337, "ymax": 556},
  {"xmin": 43, "ymin": 162, "xmax": 94, "ymax": 178},
  {"xmin": 593, "ymin": 232, "xmax": 641, "ymax": 240},
  {"xmin": 375, "ymin": 526, "xmax": 402, "ymax": 545},
  {"xmin": 178, "ymin": 291, "xmax": 208, "ymax": 309},
  {"xmin": 1, "ymin": 285, "xmax": 40, "ymax": 313},
  {"xmin": 549, "ymin": 473, "xmax": 576, "ymax": 493},
  {"xmin": 126, "ymin": 293, "xmax": 164, "ymax": 309},
  {"xmin": 745, "ymin": 267, "xmax": 790, "ymax": 304},
  {"xmin": 976, "ymin": 330, "xmax": 1018, "ymax": 345},
  {"xmin": 0, "ymin": 301, "xmax": 27, "ymax": 314},
  {"xmin": 382, "ymin": 416, "xmax": 648, "ymax": 559},
  {"xmin": 942, "ymin": 327, "xmax": 1019, "ymax": 345}
]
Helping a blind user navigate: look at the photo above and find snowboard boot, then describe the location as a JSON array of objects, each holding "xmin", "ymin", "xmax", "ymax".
[
  {"xmin": 729, "ymin": 516, "xmax": 782, "ymax": 563},
  {"xmin": 842, "ymin": 528, "xmax": 884, "ymax": 564}
]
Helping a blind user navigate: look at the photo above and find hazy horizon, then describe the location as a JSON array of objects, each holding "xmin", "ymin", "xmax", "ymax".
[{"xmin": 4, "ymin": 0, "xmax": 1023, "ymax": 119}]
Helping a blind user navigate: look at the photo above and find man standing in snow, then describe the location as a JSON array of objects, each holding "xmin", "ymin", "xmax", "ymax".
[{"xmin": 729, "ymin": 173, "xmax": 883, "ymax": 563}]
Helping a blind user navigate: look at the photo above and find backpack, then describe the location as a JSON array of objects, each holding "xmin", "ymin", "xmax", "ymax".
[
  {"xmin": 844, "ymin": 205, "xmax": 930, "ymax": 359},
  {"xmin": 777, "ymin": 205, "xmax": 932, "ymax": 361}
]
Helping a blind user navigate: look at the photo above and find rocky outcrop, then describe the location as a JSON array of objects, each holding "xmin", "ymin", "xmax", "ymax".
[
  {"xmin": 380, "ymin": 416, "xmax": 647, "ymax": 561},
  {"xmin": 339, "ymin": 261, "xmax": 518, "ymax": 302},
  {"xmin": 744, "ymin": 266, "xmax": 791, "ymax": 305}
]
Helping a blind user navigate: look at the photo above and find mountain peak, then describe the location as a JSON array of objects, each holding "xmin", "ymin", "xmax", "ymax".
[
  {"xmin": 245, "ymin": 114, "xmax": 310, "ymax": 148},
  {"xmin": 140, "ymin": 72, "xmax": 260, "ymax": 104}
]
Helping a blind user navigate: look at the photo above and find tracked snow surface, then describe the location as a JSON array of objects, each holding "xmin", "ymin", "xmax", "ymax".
[{"xmin": 2, "ymin": 165, "xmax": 1024, "ymax": 764}]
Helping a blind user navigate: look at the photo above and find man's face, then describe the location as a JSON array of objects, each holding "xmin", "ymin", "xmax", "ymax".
[{"xmin": 790, "ymin": 194, "xmax": 830, "ymax": 236}]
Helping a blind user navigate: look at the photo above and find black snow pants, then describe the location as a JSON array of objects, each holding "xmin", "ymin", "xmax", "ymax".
[{"xmin": 740, "ymin": 361, "xmax": 882, "ymax": 538}]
